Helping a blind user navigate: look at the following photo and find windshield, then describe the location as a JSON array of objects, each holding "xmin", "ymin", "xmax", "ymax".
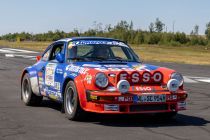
[{"xmin": 67, "ymin": 40, "xmax": 140, "ymax": 62}]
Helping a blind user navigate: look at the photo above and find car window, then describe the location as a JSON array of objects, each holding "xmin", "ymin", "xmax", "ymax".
[
  {"xmin": 49, "ymin": 43, "xmax": 65, "ymax": 61},
  {"xmin": 66, "ymin": 40, "xmax": 140, "ymax": 62},
  {"xmin": 110, "ymin": 46, "xmax": 128, "ymax": 59},
  {"xmin": 42, "ymin": 47, "xmax": 51, "ymax": 61}
]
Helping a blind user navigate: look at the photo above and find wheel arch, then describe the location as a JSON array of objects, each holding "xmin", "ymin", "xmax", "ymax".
[
  {"xmin": 21, "ymin": 67, "xmax": 40, "ymax": 96},
  {"xmin": 62, "ymin": 76, "xmax": 87, "ymax": 110},
  {"xmin": 20, "ymin": 69, "xmax": 29, "ymax": 100}
]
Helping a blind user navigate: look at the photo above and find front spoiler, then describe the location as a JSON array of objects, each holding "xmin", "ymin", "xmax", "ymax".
[{"xmin": 81, "ymin": 90, "xmax": 187, "ymax": 114}]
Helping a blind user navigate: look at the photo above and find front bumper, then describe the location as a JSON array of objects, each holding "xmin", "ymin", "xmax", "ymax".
[{"xmin": 81, "ymin": 90, "xmax": 187, "ymax": 114}]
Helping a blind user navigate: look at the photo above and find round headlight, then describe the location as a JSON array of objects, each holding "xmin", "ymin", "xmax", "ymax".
[
  {"xmin": 95, "ymin": 72, "xmax": 108, "ymax": 88},
  {"xmin": 167, "ymin": 79, "xmax": 179, "ymax": 92},
  {"xmin": 117, "ymin": 80, "xmax": 130, "ymax": 93},
  {"xmin": 170, "ymin": 72, "xmax": 184, "ymax": 86}
]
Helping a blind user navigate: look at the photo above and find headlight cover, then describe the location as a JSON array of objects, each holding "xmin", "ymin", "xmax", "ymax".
[
  {"xmin": 170, "ymin": 72, "xmax": 184, "ymax": 86},
  {"xmin": 95, "ymin": 72, "xmax": 108, "ymax": 88}
]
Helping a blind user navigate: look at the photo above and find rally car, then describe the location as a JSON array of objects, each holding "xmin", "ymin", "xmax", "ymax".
[{"xmin": 21, "ymin": 37, "xmax": 187, "ymax": 120}]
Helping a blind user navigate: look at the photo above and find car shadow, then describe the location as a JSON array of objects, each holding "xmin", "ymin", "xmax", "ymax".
[{"xmin": 38, "ymin": 99, "xmax": 210, "ymax": 127}]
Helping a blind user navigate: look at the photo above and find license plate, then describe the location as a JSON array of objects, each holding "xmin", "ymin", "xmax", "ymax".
[{"xmin": 137, "ymin": 94, "xmax": 166, "ymax": 103}]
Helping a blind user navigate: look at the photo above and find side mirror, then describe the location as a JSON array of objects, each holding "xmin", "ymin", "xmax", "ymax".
[
  {"xmin": 36, "ymin": 55, "xmax": 41, "ymax": 62},
  {"xmin": 55, "ymin": 53, "xmax": 64, "ymax": 63}
]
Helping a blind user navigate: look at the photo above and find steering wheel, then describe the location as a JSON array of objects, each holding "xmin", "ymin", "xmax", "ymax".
[
  {"xmin": 115, "ymin": 56, "xmax": 123, "ymax": 59},
  {"xmin": 82, "ymin": 51, "xmax": 94, "ymax": 57}
]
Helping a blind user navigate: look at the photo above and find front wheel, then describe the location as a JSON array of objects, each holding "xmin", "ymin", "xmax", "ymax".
[
  {"xmin": 21, "ymin": 73, "xmax": 43, "ymax": 106},
  {"xmin": 64, "ymin": 81, "xmax": 85, "ymax": 121}
]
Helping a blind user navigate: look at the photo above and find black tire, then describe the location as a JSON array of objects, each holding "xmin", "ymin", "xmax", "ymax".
[
  {"xmin": 64, "ymin": 81, "xmax": 85, "ymax": 121},
  {"xmin": 21, "ymin": 73, "xmax": 43, "ymax": 106}
]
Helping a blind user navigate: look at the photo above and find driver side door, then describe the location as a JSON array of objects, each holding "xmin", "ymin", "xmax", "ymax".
[{"xmin": 38, "ymin": 42, "xmax": 66, "ymax": 101}]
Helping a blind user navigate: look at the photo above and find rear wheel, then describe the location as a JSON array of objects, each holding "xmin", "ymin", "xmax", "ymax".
[
  {"xmin": 21, "ymin": 73, "xmax": 43, "ymax": 106},
  {"xmin": 64, "ymin": 81, "xmax": 85, "ymax": 121}
]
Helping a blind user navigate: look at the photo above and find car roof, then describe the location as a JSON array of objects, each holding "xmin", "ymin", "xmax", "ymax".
[{"xmin": 56, "ymin": 37, "xmax": 126, "ymax": 43}]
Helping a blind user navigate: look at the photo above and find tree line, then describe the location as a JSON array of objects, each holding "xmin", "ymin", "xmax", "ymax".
[{"xmin": 1, "ymin": 18, "xmax": 210, "ymax": 46}]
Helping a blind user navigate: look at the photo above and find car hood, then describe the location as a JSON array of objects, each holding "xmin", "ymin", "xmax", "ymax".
[{"xmin": 65, "ymin": 62, "xmax": 175, "ymax": 90}]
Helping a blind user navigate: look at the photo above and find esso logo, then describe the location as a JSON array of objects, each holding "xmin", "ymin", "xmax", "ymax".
[
  {"xmin": 153, "ymin": 72, "xmax": 163, "ymax": 83},
  {"xmin": 142, "ymin": 71, "xmax": 151, "ymax": 83},
  {"xmin": 117, "ymin": 71, "xmax": 163, "ymax": 84}
]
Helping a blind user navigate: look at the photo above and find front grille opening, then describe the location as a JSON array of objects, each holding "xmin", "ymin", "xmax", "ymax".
[
  {"xmin": 130, "ymin": 104, "xmax": 168, "ymax": 112},
  {"xmin": 120, "ymin": 106, "xmax": 127, "ymax": 112},
  {"xmin": 170, "ymin": 104, "xmax": 176, "ymax": 111}
]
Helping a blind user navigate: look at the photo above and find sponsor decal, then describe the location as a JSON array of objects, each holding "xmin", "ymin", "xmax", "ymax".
[
  {"xmin": 69, "ymin": 73, "xmax": 78, "ymax": 77},
  {"xmin": 45, "ymin": 63, "xmax": 57, "ymax": 86},
  {"xmin": 95, "ymin": 67, "xmax": 108, "ymax": 72},
  {"xmin": 117, "ymin": 96, "xmax": 133, "ymax": 102},
  {"xmin": 135, "ymin": 86, "xmax": 152, "ymax": 91},
  {"xmin": 49, "ymin": 94, "xmax": 58, "ymax": 100},
  {"xmin": 132, "ymin": 64, "xmax": 159, "ymax": 71},
  {"xmin": 47, "ymin": 89, "xmax": 62, "ymax": 99},
  {"xmin": 178, "ymin": 101, "xmax": 186, "ymax": 110},
  {"xmin": 104, "ymin": 104, "xmax": 119, "ymax": 111},
  {"xmin": 84, "ymin": 74, "xmax": 92, "ymax": 84},
  {"xmin": 82, "ymin": 64, "xmax": 101, "ymax": 68},
  {"xmin": 90, "ymin": 95, "xmax": 98, "ymax": 100},
  {"xmin": 95, "ymin": 67, "xmax": 134, "ymax": 72},
  {"xmin": 104, "ymin": 65, "xmax": 129, "ymax": 68},
  {"xmin": 167, "ymin": 95, "xmax": 177, "ymax": 100},
  {"xmin": 38, "ymin": 77, "xmax": 44, "ymax": 85},
  {"xmin": 117, "ymin": 71, "xmax": 163, "ymax": 84},
  {"xmin": 66, "ymin": 65, "xmax": 89, "ymax": 74},
  {"xmin": 54, "ymin": 82, "xmax": 61, "ymax": 90},
  {"xmin": 133, "ymin": 65, "xmax": 150, "ymax": 71},
  {"xmin": 71, "ymin": 40, "xmax": 128, "ymax": 47},
  {"xmin": 29, "ymin": 70, "xmax": 37, "ymax": 76},
  {"xmin": 63, "ymin": 72, "xmax": 67, "ymax": 78},
  {"xmin": 106, "ymin": 86, "xmax": 117, "ymax": 91},
  {"xmin": 56, "ymin": 68, "xmax": 63, "ymax": 74}
]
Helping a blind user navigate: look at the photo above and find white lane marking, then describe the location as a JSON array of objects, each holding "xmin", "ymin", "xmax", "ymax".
[
  {"xmin": 0, "ymin": 49, "xmax": 15, "ymax": 53},
  {"xmin": 5, "ymin": 54, "xmax": 36, "ymax": 58},
  {"xmin": 5, "ymin": 54, "xmax": 15, "ymax": 57},
  {"xmin": 0, "ymin": 48, "xmax": 38, "ymax": 54},
  {"xmin": 183, "ymin": 76, "xmax": 198, "ymax": 83},
  {"xmin": 30, "ymin": 58, "xmax": 37, "ymax": 60},
  {"xmin": 197, "ymin": 79, "xmax": 210, "ymax": 83},
  {"xmin": 184, "ymin": 76, "xmax": 210, "ymax": 83}
]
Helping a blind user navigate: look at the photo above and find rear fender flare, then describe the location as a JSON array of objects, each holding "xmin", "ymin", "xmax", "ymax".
[{"xmin": 21, "ymin": 67, "xmax": 40, "ymax": 96}]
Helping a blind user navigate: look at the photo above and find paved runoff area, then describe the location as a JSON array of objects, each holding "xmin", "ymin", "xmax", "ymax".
[{"xmin": 0, "ymin": 47, "xmax": 210, "ymax": 140}]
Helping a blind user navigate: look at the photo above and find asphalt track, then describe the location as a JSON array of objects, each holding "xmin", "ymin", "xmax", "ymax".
[{"xmin": 0, "ymin": 47, "xmax": 210, "ymax": 140}]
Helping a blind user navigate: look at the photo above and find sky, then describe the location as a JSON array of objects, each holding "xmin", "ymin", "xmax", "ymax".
[{"xmin": 0, "ymin": 0, "xmax": 210, "ymax": 35}]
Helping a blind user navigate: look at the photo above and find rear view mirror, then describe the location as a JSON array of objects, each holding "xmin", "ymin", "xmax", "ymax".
[
  {"xmin": 55, "ymin": 53, "xmax": 64, "ymax": 63},
  {"xmin": 36, "ymin": 55, "xmax": 41, "ymax": 62}
]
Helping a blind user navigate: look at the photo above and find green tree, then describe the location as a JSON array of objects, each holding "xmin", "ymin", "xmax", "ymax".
[
  {"xmin": 149, "ymin": 23, "xmax": 154, "ymax": 33},
  {"xmin": 154, "ymin": 18, "xmax": 165, "ymax": 32},
  {"xmin": 205, "ymin": 22, "xmax": 210, "ymax": 40},
  {"xmin": 191, "ymin": 25, "xmax": 199, "ymax": 35}
]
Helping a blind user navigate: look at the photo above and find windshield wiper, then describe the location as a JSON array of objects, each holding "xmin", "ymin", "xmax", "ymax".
[
  {"xmin": 68, "ymin": 57, "xmax": 86, "ymax": 61},
  {"xmin": 86, "ymin": 56, "xmax": 107, "ymax": 61},
  {"xmin": 107, "ymin": 58, "xmax": 128, "ymax": 62}
]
